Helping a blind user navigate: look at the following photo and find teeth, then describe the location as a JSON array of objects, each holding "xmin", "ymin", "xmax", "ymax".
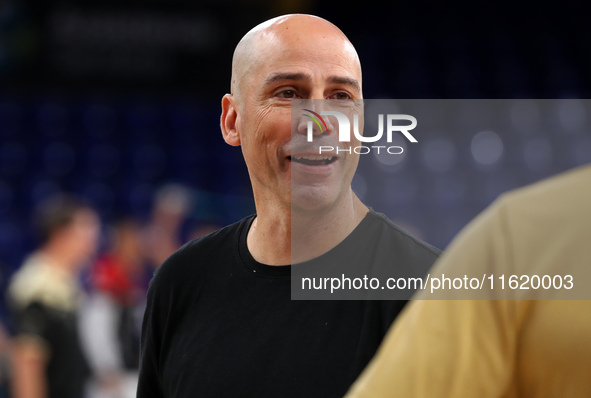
[{"xmin": 293, "ymin": 156, "xmax": 334, "ymax": 161}]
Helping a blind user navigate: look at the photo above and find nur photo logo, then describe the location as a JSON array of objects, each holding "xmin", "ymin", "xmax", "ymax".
[{"xmin": 302, "ymin": 108, "xmax": 418, "ymax": 155}]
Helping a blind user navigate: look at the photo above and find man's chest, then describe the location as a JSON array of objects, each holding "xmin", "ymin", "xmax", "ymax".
[{"xmin": 159, "ymin": 297, "xmax": 398, "ymax": 398}]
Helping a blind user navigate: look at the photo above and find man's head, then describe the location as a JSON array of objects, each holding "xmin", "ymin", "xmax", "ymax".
[
  {"xmin": 229, "ymin": 15, "xmax": 362, "ymax": 103},
  {"xmin": 221, "ymin": 14, "xmax": 363, "ymax": 214},
  {"xmin": 34, "ymin": 194, "xmax": 100, "ymax": 264}
]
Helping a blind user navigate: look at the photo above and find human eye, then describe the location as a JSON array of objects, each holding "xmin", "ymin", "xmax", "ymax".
[
  {"xmin": 275, "ymin": 89, "xmax": 299, "ymax": 99},
  {"xmin": 328, "ymin": 91, "xmax": 352, "ymax": 100}
]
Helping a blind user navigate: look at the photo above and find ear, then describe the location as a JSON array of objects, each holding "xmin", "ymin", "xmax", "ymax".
[{"xmin": 221, "ymin": 94, "xmax": 240, "ymax": 146}]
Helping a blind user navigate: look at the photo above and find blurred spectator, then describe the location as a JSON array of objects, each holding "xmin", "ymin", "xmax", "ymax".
[
  {"xmin": 81, "ymin": 216, "xmax": 146, "ymax": 398},
  {"xmin": 0, "ymin": 321, "xmax": 11, "ymax": 398},
  {"xmin": 7, "ymin": 194, "xmax": 100, "ymax": 398},
  {"xmin": 142, "ymin": 184, "xmax": 192, "ymax": 269},
  {"xmin": 93, "ymin": 216, "xmax": 146, "ymax": 311},
  {"xmin": 0, "ymin": 261, "xmax": 12, "ymax": 398}
]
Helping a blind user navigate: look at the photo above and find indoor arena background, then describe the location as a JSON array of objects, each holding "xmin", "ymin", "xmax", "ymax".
[{"xmin": 0, "ymin": 0, "xmax": 590, "ymax": 396}]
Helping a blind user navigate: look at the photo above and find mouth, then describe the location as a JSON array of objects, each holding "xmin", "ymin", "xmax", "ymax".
[{"xmin": 288, "ymin": 155, "xmax": 338, "ymax": 166}]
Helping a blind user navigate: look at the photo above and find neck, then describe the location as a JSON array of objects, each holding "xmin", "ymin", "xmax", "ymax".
[
  {"xmin": 247, "ymin": 189, "xmax": 368, "ymax": 265},
  {"xmin": 40, "ymin": 241, "xmax": 82, "ymax": 275}
]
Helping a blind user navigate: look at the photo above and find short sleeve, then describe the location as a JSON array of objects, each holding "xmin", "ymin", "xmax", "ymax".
[{"xmin": 11, "ymin": 302, "xmax": 52, "ymax": 354}]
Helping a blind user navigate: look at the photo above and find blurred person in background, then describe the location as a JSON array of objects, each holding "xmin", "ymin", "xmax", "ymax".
[
  {"xmin": 81, "ymin": 216, "xmax": 146, "ymax": 398},
  {"xmin": 0, "ymin": 321, "xmax": 11, "ymax": 398},
  {"xmin": 142, "ymin": 184, "xmax": 192, "ymax": 270},
  {"xmin": 0, "ymin": 261, "xmax": 12, "ymax": 398},
  {"xmin": 7, "ymin": 194, "xmax": 100, "ymax": 398}
]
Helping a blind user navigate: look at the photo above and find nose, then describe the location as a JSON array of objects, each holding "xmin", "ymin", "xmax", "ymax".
[{"xmin": 294, "ymin": 100, "xmax": 336, "ymax": 139}]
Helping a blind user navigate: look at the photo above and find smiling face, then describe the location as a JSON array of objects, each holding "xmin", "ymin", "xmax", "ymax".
[{"xmin": 221, "ymin": 15, "xmax": 363, "ymax": 215}]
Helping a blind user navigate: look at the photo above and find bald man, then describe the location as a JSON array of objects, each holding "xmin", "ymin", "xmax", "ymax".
[{"xmin": 137, "ymin": 14, "xmax": 440, "ymax": 398}]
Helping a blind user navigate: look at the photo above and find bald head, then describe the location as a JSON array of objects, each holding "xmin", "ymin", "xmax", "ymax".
[{"xmin": 230, "ymin": 14, "xmax": 361, "ymax": 100}]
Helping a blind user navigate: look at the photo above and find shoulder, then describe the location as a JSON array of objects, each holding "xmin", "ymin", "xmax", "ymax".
[
  {"xmin": 148, "ymin": 215, "xmax": 254, "ymax": 291},
  {"xmin": 418, "ymin": 165, "xmax": 591, "ymax": 299},
  {"xmin": 498, "ymin": 164, "xmax": 591, "ymax": 216},
  {"xmin": 366, "ymin": 210, "xmax": 441, "ymax": 259},
  {"xmin": 8, "ymin": 254, "xmax": 79, "ymax": 312},
  {"xmin": 474, "ymin": 164, "xmax": 591, "ymax": 253}
]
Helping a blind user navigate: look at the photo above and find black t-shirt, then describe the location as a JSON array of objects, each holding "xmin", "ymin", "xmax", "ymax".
[
  {"xmin": 137, "ymin": 210, "xmax": 440, "ymax": 398},
  {"xmin": 11, "ymin": 302, "xmax": 91, "ymax": 398}
]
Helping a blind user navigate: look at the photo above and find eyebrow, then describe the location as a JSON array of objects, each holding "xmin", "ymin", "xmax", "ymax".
[
  {"xmin": 263, "ymin": 72, "xmax": 361, "ymax": 93},
  {"xmin": 326, "ymin": 76, "xmax": 361, "ymax": 93},
  {"xmin": 264, "ymin": 72, "xmax": 310, "ymax": 86}
]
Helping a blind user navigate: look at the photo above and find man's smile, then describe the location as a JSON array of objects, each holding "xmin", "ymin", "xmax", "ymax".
[{"xmin": 288, "ymin": 155, "xmax": 338, "ymax": 166}]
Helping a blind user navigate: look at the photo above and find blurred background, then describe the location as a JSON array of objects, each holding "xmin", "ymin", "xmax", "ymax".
[{"xmin": 0, "ymin": 0, "xmax": 590, "ymax": 396}]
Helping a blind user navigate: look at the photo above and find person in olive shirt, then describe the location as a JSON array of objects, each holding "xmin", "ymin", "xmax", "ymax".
[{"xmin": 346, "ymin": 164, "xmax": 591, "ymax": 398}]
